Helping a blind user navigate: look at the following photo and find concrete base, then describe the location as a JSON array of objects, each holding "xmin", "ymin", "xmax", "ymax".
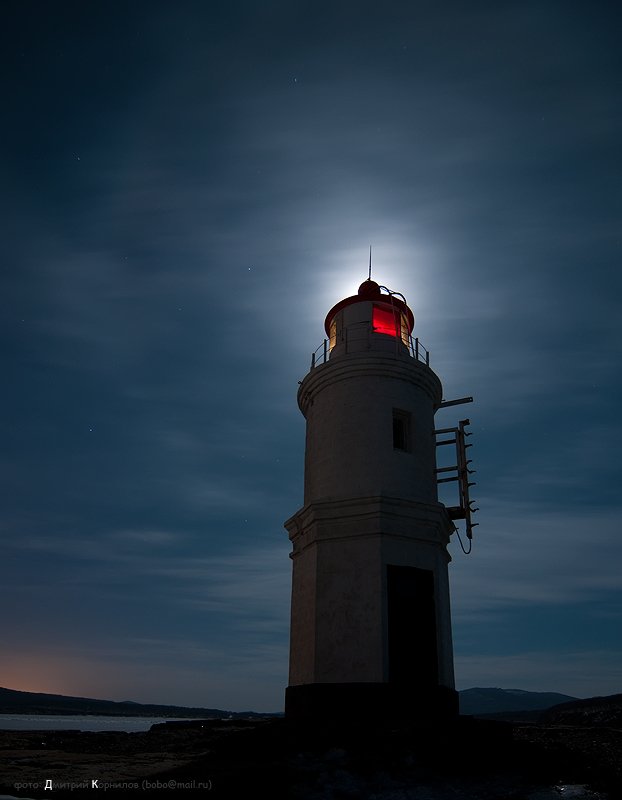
[{"xmin": 285, "ymin": 682, "xmax": 458, "ymax": 721}]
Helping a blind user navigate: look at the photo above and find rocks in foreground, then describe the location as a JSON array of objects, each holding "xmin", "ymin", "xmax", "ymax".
[{"xmin": 1, "ymin": 716, "xmax": 620, "ymax": 799}]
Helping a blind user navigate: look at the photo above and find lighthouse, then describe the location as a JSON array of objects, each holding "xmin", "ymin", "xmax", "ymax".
[{"xmin": 284, "ymin": 274, "xmax": 476, "ymax": 720}]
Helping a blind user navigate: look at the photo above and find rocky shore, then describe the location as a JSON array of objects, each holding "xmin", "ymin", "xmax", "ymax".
[{"xmin": 1, "ymin": 716, "xmax": 620, "ymax": 799}]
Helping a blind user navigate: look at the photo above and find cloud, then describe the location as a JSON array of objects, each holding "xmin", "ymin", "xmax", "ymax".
[
  {"xmin": 133, "ymin": 545, "xmax": 292, "ymax": 627},
  {"xmin": 2, "ymin": 0, "xmax": 621, "ymax": 713},
  {"xmin": 0, "ymin": 637, "xmax": 289, "ymax": 711},
  {"xmin": 1, "ymin": 537, "xmax": 292, "ymax": 710},
  {"xmin": 111, "ymin": 529, "xmax": 183, "ymax": 546},
  {"xmin": 449, "ymin": 502, "xmax": 621, "ymax": 617}
]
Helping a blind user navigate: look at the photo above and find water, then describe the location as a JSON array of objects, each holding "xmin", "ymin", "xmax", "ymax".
[{"xmin": 0, "ymin": 714, "xmax": 200, "ymax": 732}]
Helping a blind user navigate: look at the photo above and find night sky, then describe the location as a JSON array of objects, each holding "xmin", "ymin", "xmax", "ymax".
[{"xmin": 2, "ymin": 1, "xmax": 621, "ymax": 712}]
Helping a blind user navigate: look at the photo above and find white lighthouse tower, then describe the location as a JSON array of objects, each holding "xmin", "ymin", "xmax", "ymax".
[{"xmin": 285, "ymin": 274, "xmax": 476, "ymax": 720}]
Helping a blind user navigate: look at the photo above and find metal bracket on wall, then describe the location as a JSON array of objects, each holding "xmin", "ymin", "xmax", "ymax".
[{"xmin": 435, "ymin": 418, "xmax": 479, "ymax": 540}]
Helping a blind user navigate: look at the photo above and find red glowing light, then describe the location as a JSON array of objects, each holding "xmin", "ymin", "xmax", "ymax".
[{"xmin": 373, "ymin": 304, "xmax": 399, "ymax": 337}]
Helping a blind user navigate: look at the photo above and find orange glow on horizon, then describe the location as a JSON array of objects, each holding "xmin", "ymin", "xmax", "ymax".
[
  {"xmin": 0, "ymin": 653, "xmax": 110, "ymax": 699},
  {"xmin": 0, "ymin": 662, "xmax": 70, "ymax": 696}
]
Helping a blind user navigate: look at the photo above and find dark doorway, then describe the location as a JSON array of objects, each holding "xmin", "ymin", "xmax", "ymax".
[{"xmin": 387, "ymin": 565, "xmax": 439, "ymax": 686}]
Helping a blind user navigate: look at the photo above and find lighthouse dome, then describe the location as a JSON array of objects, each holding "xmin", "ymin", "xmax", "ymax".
[{"xmin": 357, "ymin": 279, "xmax": 381, "ymax": 298}]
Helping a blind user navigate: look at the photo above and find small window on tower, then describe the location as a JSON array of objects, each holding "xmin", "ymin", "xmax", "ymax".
[
  {"xmin": 329, "ymin": 317, "xmax": 337, "ymax": 351},
  {"xmin": 393, "ymin": 409, "xmax": 411, "ymax": 451},
  {"xmin": 399, "ymin": 313, "xmax": 410, "ymax": 347}
]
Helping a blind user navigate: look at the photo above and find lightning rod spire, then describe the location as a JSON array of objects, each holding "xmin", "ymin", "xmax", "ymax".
[{"xmin": 368, "ymin": 245, "xmax": 372, "ymax": 280}]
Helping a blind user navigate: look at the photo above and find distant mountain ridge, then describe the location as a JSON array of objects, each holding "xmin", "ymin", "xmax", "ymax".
[
  {"xmin": 0, "ymin": 686, "xmax": 270, "ymax": 718},
  {"xmin": 0, "ymin": 685, "xmax": 591, "ymax": 720},
  {"xmin": 458, "ymin": 687, "xmax": 579, "ymax": 716}
]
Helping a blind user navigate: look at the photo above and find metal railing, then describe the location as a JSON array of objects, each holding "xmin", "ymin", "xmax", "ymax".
[
  {"xmin": 311, "ymin": 339, "xmax": 329, "ymax": 369},
  {"xmin": 309, "ymin": 325, "xmax": 431, "ymax": 370}
]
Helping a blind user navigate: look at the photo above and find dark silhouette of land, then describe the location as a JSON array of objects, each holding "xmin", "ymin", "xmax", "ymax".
[
  {"xmin": 1, "ymin": 693, "xmax": 620, "ymax": 798},
  {"xmin": 459, "ymin": 686, "xmax": 578, "ymax": 717},
  {"xmin": 0, "ymin": 685, "xmax": 580, "ymax": 719},
  {"xmin": 0, "ymin": 686, "xmax": 271, "ymax": 719}
]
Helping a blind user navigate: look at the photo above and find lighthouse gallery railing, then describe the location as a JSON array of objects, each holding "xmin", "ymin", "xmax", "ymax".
[{"xmin": 309, "ymin": 324, "xmax": 430, "ymax": 370}]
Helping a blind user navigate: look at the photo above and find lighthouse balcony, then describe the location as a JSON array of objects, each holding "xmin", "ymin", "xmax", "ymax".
[{"xmin": 309, "ymin": 323, "xmax": 431, "ymax": 370}]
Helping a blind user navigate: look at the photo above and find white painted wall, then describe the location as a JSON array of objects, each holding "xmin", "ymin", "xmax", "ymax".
[{"xmin": 286, "ymin": 297, "xmax": 456, "ymax": 693}]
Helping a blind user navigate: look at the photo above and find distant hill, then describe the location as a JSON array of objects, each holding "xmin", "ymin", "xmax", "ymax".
[
  {"xmin": 0, "ymin": 687, "xmax": 271, "ymax": 719},
  {"xmin": 541, "ymin": 693, "xmax": 622, "ymax": 727},
  {"xmin": 6, "ymin": 685, "xmax": 606, "ymax": 722},
  {"xmin": 459, "ymin": 687, "xmax": 578, "ymax": 717}
]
